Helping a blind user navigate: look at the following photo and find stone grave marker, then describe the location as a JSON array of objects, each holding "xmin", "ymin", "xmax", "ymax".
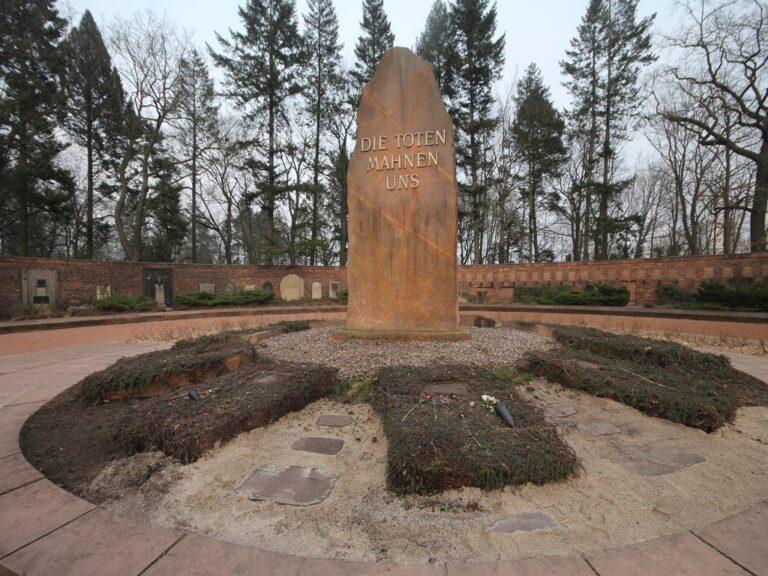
[
  {"xmin": 338, "ymin": 47, "xmax": 466, "ymax": 341},
  {"xmin": 292, "ymin": 437, "xmax": 344, "ymax": 455},
  {"xmin": 237, "ymin": 465, "xmax": 337, "ymax": 506},
  {"xmin": 199, "ymin": 283, "xmax": 215, "ymax": 294},
  {"xmin": 279, "ymin": 274, "xmax": 304, "ymax": 302},
  {"xmin": 329, "ymin": 281, "xmax": 340, "ymax": 299},
  {"xmin": 490, "ymin": 512, "xmax": 557, "ymax": 534},
  {"xmin": 311, "ymin": 282, "xmax": 322, "ymax": 300},
  {"xmin": 317, "ymin": 414, "xmax": 353, "ymax": 428}
]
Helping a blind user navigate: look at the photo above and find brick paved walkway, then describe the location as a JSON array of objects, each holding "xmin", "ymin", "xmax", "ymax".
[{"xmin": 0, "ymin": 329, "xmax": 766, "ymax": 575}]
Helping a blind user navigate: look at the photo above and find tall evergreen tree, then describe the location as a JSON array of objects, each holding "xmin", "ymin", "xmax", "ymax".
[
  {"xmin": 415, "ymin": 0, "xmax": 454, "ymax": 99},
  {"xmin": 512, "ymin": 63, "xmax": 566, "ymax": 263},
  {"xmin": 0, "ymin": 0, "xmax": 73, "ymax": 257},
  {"xmin": 61, "ymin": 9, "xmax": 124, "ymax": 259},
  {"xmin": 303, "ymin": 0, "xmax": 343, "ymax": 265},
  {"xmin": 352, "ymin": 0, "xmax": 394, "ymax": 91},
  {"xmin": 210, "ymin": 0, "xmax": 305, "ymax": 265},
  {"xmin": 177, "ymin": 49, "xmax": 219, "ymax": 263},
  {"xmin": 561, "ymin": 0, "xmax": 655, "ymax": 260},
  {"xmin": 449, "ymin": 0, "xmax": 505, "ymax": 264},
  {"xmin": 561, "ymin": 0, "xmax": 602, "ymax": 261}
]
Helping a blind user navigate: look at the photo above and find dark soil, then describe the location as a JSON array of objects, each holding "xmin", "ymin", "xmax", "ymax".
[
  {"xmin": 523, "ymin": 325, "xmax": 768, "ymax": 432},
  {"xmin": 77, "ymin": 334, "xmax": 258, "ymax": 405},
  {"xmin": 20, "ymin": 347, "xmax": 337, "ymax": 500},
  {"xmin": 371, "ymin": 365, "xmax": 579, "ymax": 495}
]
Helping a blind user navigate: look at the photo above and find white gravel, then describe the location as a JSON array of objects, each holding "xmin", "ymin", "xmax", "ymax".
[{"xmin": 262, "ymin": 325, "xmax": 553, "ymax": 377}]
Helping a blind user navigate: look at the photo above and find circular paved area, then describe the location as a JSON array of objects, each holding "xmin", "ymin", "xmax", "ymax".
[{"xmin": 0, "ymin": 321, "xmax": 766, "ymax": 575}]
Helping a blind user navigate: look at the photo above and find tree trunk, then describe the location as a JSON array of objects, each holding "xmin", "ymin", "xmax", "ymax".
[
  {"xmin": 339, "ymin": 142, "xmax": 349, "ymax": 266},
  {"xmin": 751, "ymin": 138, "xmax": 768, "ymax": 252},
  {"xmin": 191, "ymin": 107, "xmax": 198, "ymax": 263},
  {"xmin": 86, "ymin": 115, "xmax": 94, "ymax": 259}
]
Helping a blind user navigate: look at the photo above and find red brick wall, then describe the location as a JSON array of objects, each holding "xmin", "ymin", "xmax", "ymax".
[{"xmin": 2, "ymin": 253, "xmax": 767, "ymax": 307}]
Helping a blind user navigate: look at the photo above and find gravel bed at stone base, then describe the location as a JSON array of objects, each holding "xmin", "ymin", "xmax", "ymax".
[{"xmin": 262, "ymin": 326, "xmax": 553, "ymax": 377}]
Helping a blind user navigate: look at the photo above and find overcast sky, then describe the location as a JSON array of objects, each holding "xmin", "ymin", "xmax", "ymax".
[{"xmin": 59, "ymin": 0, "xmax": 677, "ymax": 113}]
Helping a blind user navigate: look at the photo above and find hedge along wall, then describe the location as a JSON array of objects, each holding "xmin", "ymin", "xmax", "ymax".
[
  {"xmin": 2, "ymin": 252, "xmax": 768, "ymax": 307},
  {"xmin": 460, "ymin": 252, "xmax": 768, "ymax": 305}
]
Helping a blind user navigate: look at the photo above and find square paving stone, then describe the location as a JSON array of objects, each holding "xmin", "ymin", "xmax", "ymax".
[
  {"xmin": 0, "ymin": 480, "xmax": 94, "ymax": 557},
  {"xmin": 577, "ymin": 420, "xmax": 620, "ymax": 436},
  {"xmin": 585, "ymin": 532, "xmax": 750, "ymax": 575},
  {"xmin": 0, "ymin": 453, "xmax": 42, "ymax": 495},
  {"xmin": 3, "ymin": 508, "xmax": 181, "ymax": 576},
  {"xmin": 693, "ymin": 500, "xmax": 768, "ymax": 576},
  {"xmin": 237, "ymin": 465, "xmax": 338, "ymax": 506},
  {"xmin": 0, "ymin": 402, "xmax": 43, "ymax": 458},
  {"xmin": 292, "ymin": 437, "xmax": 344, "ymax": 455},
  {"xmin": 423, "ymin": 383, "xmax": 469, "ymax": 396},
  {"xmin": 142, "ymin": 533, "xmax": 304, "ymax": 576},
  {"xmin": 317, "ymin": 414, "xmax": 353, "ymax": 427},
  {"xmin": 447, "ymin": 555, "xmax": 596, "ymax": 576},
  {"xmin": 544, "ymin": 402, "xmax": 578, "ymax": 419},
  {"xmin": 489, "ymin": 512, "xmax": 557, "ymax": 533}
]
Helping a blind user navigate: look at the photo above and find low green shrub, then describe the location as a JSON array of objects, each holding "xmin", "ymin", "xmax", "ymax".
[
  {"xmin": 655, "ymin": 281, "xmax": 768, "ymax": 310},
  {"xmin": 337, "ymin": 289, "xmax": 348, "ymax": 303},
  {"xmin": 93, "ymin": 295, "xmax": 155, "ymax": 313},
  {"xmin": 175, "ymin": 290, "xmax": 272, "ymax": 308},
  {"xmin": 514, "ymin": 283, "xmax": 629, "ymax": 306}
]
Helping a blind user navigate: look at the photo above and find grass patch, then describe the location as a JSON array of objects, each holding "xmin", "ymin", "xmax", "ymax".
[
  {"xmin": 78, "ymin": 334, "xmax": 257, "ymax": 405},
  {"xmin": 269, "ymin": 319, "xmax": 312, "ymax": 333},
  {"xmin": 334, "ymin": 375, "xmax": 374, "ymax": 402},
  {"xmin": 94, "ymin": 295, "xmax": 156, "ymax": 313},
  {"xmin": 371, "ymin": 365, "xmax": 579, "ymax": 495},
  {"xmin": 655, "ymin": 281, "xmax": 768, "ymax": 311},
  {"xmin": 514, "ymin": 283, "xmax": 629, "ymax": 306},
  {"xmin": 524, "ymin": 325, "xmax": 768, "ymax": 432},
  {"xmin": 175, "ymin": 290, "xmax": 272, "ymax": 308}
]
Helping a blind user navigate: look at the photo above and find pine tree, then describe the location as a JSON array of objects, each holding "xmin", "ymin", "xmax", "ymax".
[
  {"xmin": 415, "ymin": 0, "xmax": 454, "ymax": 99},
  {"xmin": 177, "ymin": 49, "xmax": 219, "ymax": 263},
  {"xmin": 449, "ymin": 0, "xmax": 505, "ymax": 264},
  {"xmin": 144, "ymin": 153, "xmax": 188, "ymax": 263},
  {"xmin": 512, "ymin": 63, "xmax": 566, "ymax": 263},
  {"xmin": 210, "ymin": 0, "xmax": 305, "ymax": 265},
  {"xmin": 0, "ymin": 0, "xmax": 74, "ymax": 257},
  {"xmin": 351, "ymin": 0, "xmax": 394, "ymax": 92},
  {"xmin": 61, "ymin": 9, "xmax": 124, "ymax": 259},
  {"xmin": 560, "ymin": 0, "xmax": 602, "ymax": 261},
  {"xmin": 561, "ymin": 0, "xmax": 655, "ymax": 260},
  {"xmin": 303, "ymin": 0, "xmax": 343, "ymax": 265}
]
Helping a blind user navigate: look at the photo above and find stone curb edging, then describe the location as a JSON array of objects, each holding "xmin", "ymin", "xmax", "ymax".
[{"xmin": 2, "ymin": 303, "xmax": 767, "ymax": 336}]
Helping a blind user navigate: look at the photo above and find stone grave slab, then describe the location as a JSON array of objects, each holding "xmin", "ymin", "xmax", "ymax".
[
  {"xmin": 544, "ymin": 402, "xmax": 578, "ymax": 419},
  {"xmin": 490, "ymin": 512, "xmax": 557, "ymax": 534},
  {"xmin": 423, "ymin": 383, "xmax": 469, "ymax": 396},
  {"xmin": 236, "ymin": 465, "xmax": 337, "ymax": 506},
  {"xmin": 199, "ymin": 283, "xmax": 215, "ymax": 294},
  {"xmin": 279, "ymin": 274, "xmax": 304, "ymax": 302},
  {"xmin": 578, "ymin": 420, "xmax": 620, "ymax": 436},
  {"xmin": 311, "ymin": 282, "xmax": 322, "ymax": 300},
  {"xmin": 292, "ymin": 437, "xmax": 344, "ymax": 455},
  {"xmin": 621, "ymin": 440, "xmax": 705, "ymax": 476},
  {"xmin": 317, "ymin": 414, "xmax": 353, "ymax": 428}
]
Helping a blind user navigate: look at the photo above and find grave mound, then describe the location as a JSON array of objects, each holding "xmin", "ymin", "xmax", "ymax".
[
  {"xmin": 371, "ymin": 364, "xmax": 580, "ymax": 495},
  {"xmin": 523, "ymin": 325, "xmax": 768, "ymax": 431}
]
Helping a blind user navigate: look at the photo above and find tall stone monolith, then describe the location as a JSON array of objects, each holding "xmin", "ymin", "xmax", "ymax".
[{"xmin": 338, "ymin": 47, "xmax": 466, "ymax": 340}]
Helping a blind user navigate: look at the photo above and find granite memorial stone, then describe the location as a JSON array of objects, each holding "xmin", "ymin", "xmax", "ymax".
[{"xmin": 339, "ymin": 47, "xmax": 466, "ymax": 340}]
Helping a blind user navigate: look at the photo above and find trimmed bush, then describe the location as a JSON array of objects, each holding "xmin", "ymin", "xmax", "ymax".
[
  {"xmin": 655, "ymin": 281, "xmax": 768, "ymax": 310},
  {"xmin": 93, "ymin": 295, "xmax": 155, "ymax": 313},
  {"xmin": 175, "ymin": 290, "xmax": 272, "ymax": 308},
  {"xmin": 525, "ymin": 325, "xmax": 768, "ymax": 432},
  {"xmin": 514, "ymin": 283, "xmax": 629, "ymax": 306},
  {"xmin": 337, "ymin": 289, "xmax": 348, "ymax": 303},
  {"xmin": 371, "ymin": 365, "xmax": 579, "ymax": 495}
]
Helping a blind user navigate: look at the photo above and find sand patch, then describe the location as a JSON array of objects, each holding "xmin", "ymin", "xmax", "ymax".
[{"xmin": 99, "ymin": 380, "xmax": 768, "ymax": 563}]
